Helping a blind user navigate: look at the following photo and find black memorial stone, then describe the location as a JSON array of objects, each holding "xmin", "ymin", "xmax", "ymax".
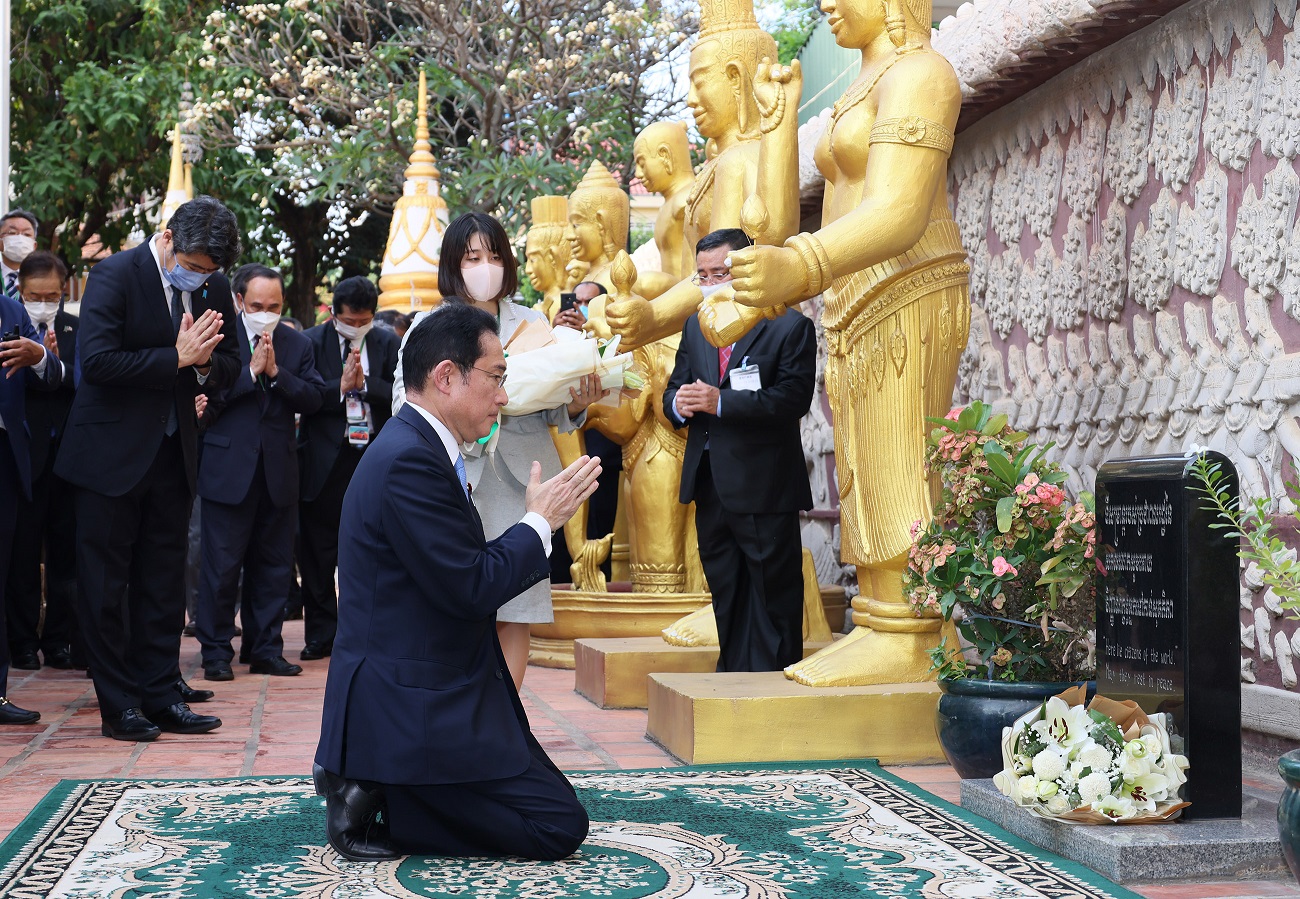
[{"xmin": 1096, "ymin": 452, "xmax": 1241, "ymax": 820}]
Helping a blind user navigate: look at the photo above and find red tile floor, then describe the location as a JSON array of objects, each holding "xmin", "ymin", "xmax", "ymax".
[{"xmin": 0, "ymin": 619, "xmax": 1294, "ymax": 899}]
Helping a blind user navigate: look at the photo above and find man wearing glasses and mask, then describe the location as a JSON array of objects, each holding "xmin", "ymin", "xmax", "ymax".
[{"xmin": 663, "ymin": 228, "xmax": 817, "ymax": 673}]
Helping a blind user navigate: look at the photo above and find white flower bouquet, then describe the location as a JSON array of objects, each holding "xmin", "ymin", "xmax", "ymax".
[
  {"xmin": 500, "ymin": 323, "xmax": 638, "ymax": 417},
  {"xmin": 992, "ymin": 685, "xmax": 1190, "ymax": 824}
]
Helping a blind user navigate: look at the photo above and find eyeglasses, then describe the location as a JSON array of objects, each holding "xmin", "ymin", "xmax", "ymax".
[
  {"xmin": 474, "ymin": 366, "xmax": 508, "ymax": 389},
  {"xmin": 23, "ymin": 293, "xmax": 64, "ymax": 303},
  {"xmin": 692, "ymin": 272, "xmax": 731, "ymax": 286}
]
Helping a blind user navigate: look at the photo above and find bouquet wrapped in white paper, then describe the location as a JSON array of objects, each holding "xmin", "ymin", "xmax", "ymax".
[
  {"xmin": 991, "ymin": 685, "xmax": 1190, "ymax": 824},
  {"xmin": 500, "ymin": 322, "xmax": 637, "ymax": 417}
]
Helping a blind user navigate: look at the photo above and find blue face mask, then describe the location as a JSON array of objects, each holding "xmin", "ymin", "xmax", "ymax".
[
  {"xmin": 579, "ymin": 303, "xmax": 590, "ymax": 320},
  {"xmin": 163, "ymin": 244, "xmax": 211, "ymax": 293}
]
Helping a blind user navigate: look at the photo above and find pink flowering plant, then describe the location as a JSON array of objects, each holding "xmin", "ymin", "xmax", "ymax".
[{"xmin": 905, "ymin": 402, "xmax": 1098, "ymax": 682}]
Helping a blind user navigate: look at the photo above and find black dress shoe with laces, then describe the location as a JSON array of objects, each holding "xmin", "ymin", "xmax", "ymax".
[
  {"xmin": 0, "ymin": 698, "xmax": 40, "ymax": 725},
  {"xmin": 101, "ymin": 708, "xmax": 162, "ymax": 741},
  {"xmin": 147, "ymin": 703, "xmax": 222, "ymax": 734},
  {"xmin": 313, "ymin": 764, "xmax": 400, "ymax": 862},
  {"xmin": 11, "ymin": 651, "xmax": 39, "ymax": 671},
  {"xmin": 43, "ymin": 647, "xmax": 75, "ymax": 669},
  {"xmin": 176, "ymin": 678, "xmax": 214, "ymax": 703},
  {"xmin": 300, "ymin": 642, "xmax": 332, "ymax": 661},
  {"xmin": 249, "ymin": 656, "xmax": 303, "ymax": 676},
  {"xmin": 203, "ymin": 660, "xmax": 234, "ymax": 682}
]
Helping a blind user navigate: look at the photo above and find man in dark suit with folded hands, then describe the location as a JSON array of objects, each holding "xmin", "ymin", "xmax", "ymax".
[
  {"xmin": 315, "ymin": 302, "xmax": 600, "ymax": 862},
  {"xmin": 55, "ymin": 196, "xmax": 241, "ymax": 741},
  {"xmin": 664, "ymin": 227, "xmax": 817, "ymax": 673},
  {"xmin": 196, "ymin": 264, "xmax": 325, "ymax": 682}
]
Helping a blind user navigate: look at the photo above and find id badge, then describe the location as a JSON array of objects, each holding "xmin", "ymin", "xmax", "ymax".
[
  {"xmin": 731, "ymin": 363, "xmax": 761, "ymax": 391},
  {"xmin": 345, "ymin": 394, "xmax": 365, "ymax": 423},
  {"xmin": 346, "ymin": 423, "xmax": 371, "ymax": 446}
]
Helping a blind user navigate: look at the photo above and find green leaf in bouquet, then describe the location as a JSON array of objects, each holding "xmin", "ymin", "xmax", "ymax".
[{"xmin": 1088, "ymin": 709, "xmax": 1124, "ymax": 746}]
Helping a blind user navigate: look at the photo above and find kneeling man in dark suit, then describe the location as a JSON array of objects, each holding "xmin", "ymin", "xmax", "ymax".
[
  {"xmin": 664, "ymin": 228, "xmax": 817, "ymax": 673},
  {"xmin": 314, "ymin": 302, "xmax": 601, "ymax": 862}
]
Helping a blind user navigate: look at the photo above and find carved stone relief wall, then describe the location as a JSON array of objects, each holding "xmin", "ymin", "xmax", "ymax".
[{"xmin": 948, "ymin": 0, "xmax": 1300, "ymax": 692}]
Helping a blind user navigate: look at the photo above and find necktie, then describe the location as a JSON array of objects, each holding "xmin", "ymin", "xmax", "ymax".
[
  {"xmin": 37, "ymin": 323, "xmax": 46, "ymax": 341},
  {"xmin": 341, "ymin": 338, "xmax": 349, "ymax": 365},
  {"xmin": 170, "ymin": 286, "xmax": 184, "ymax": 335},
  {"xmin": 3, "ymin": 273, "xmax": 16, "ymax": 300},
  {"xmin": 454, "ymin": 454, "xmax": 469, "ymax": 498},
  {"xmin": 718, "ymin": 343, "xmax": 734, "ymax": 379}
]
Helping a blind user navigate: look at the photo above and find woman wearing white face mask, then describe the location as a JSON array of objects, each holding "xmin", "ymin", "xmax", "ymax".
[{"xmin": 391, "ymin": 213, "xmax": 607, "ymax": 689}]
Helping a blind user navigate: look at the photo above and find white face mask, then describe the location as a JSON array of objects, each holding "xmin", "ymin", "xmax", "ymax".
[
  {"xmin": 242, "ymin": 308, "xmax": 281, "ymax": 335},
  {"xmin": 462, "ymin": 261, "xmax": 505, "ymax": 304},
  {"xmin": 334, "ymin": 318, "xmax": 373, "ymax": 344},
  {"xmin": 24, "ymin": 300, "xmax": 58, "ymax": 326},
  {"xmin": 3, "ymin": 234, "xmax": 35, "ymax": 263}
]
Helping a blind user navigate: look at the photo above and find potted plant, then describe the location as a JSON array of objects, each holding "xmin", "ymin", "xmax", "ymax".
[
  {"xmin": 1190, "ymin": 453, "xmax": 1300, "ymax": 883},
  {"xmin": 905, "ymin": 402, "xmax": 1100, "ymax": 778}
]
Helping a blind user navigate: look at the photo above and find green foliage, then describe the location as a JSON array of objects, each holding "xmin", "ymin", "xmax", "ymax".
[
  {"xmin": 1190, "ymin": 454, "xmax": 1300, "ymax": 618},
  {"xmin": 758, "ymin": 0, "xmax": 820, "ymax": 64},
  {"xmin": 905, "ymin": 401, "xmax": 1099, "ymax": 682}
]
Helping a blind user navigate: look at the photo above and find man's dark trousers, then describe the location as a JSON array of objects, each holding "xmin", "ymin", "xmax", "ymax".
[
  {"xmin": 693, "ymin": 456, "xmax": 803, "ymax": 672},
  {"xmin": 73, "ymin": 434, "xmax": 192, "ymax": 713},
  {"xmin": 6, "ymin": 455, "xmax": 76, "ymax": 658},
  {"xmin": 0, "ymin": 432, "xmax": 19, "ymax": 693},
  {"xmin": 196, "ymin": 456, "xmax": 295, "ymax": 664},
  {"xmin": 297, "ymin": 446, "xmax": 361, "ymax": 648}
]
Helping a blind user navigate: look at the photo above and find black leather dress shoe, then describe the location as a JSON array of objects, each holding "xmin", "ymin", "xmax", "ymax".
[
  {"xmin": 249, "ymin": 656, "xmax": 303, "ymax": 676},
  {"xmin": 181, "ymin": 622, "xmax": 196, "ymax": 637},
  {"xmin": 147, "ymin": 703, "xmax": 222, "ymax": 734},
  {"xmin": 313, "ymin": 765, "xmax": 400, "ymax": 862},
  {"xmin": 0, "ymin": 698, "xmax": 40, "ymax": 725},
  {"xmin": 43, "ymin": 647, "xmax": 74, "ymax": 669},
  {"xmin": 11, "ymin": 651, "xmax": 39, "ymax": 671},
  {"xmin": 101, "ymin": 708, "xmax": 162, "ymax": 741},
  {"xmin": 300, "ymin": 642, "xmax": 332, "ymax": 661},
  {"xmin": 203, "ymin": 660, "xmax": 234, "ymax": 682},
  {"xmin": 283, "ymin": 604, "xmax": 303, "ymax": 621},
  {"xmin": 176, "ymin": 678, "xmax": 214, "ymax": 703}
]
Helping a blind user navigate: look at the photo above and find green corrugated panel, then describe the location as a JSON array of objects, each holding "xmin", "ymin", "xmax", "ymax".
[{"xmin": 796, "ymin": 19, "xmax": 859, "ymax": 126}]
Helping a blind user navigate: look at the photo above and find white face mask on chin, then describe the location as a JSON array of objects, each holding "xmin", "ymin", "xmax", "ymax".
[{"xmin": 462, "ymin": 261, "xmax": 506, "ymax": 304}]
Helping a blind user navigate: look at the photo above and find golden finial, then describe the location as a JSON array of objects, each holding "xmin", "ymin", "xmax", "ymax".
[
  {"xmin": 404, "ymin": 70, "xmax": 439, "ymax": 180},
  {"xmin": 611, "ymin": 250, "xmax": 638, "ymax": 297},
  {"xmin": 576, "ymin": 160, "xmax": 621, "ymax": 192},
  {"xmin": 698, "ymin": 0, "xmax": 760, "ymax": 38},
  {"xmin": 159, "ymin": 123, "xmax": 190, "ymax": 230}
]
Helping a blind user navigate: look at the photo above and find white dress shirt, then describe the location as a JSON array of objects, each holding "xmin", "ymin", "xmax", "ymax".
[{"xmin": 407, "ymin": 402, "xmax": 552, "ymax": 556}]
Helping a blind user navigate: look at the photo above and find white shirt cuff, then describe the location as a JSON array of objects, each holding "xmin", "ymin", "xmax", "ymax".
[
  {"xmin": 31, "ymin": 347, "xmax": 48, "ymax": 377},
  {"xmin": 194, "ymin": 366, "xmax": 210, "ymax": 385},
  {"xmin": 520, "ymin": 511, "xmax": 553, "ymax": 558}
]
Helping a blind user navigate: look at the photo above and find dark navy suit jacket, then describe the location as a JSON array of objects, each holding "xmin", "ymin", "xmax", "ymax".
[
  {"xmin": 0, "ymin": 295, "xmax": 63, "ymax": 499},
  {"xmin": 25, "ymin": 308, "xmax": 77, "ymax": 476},
  {"xmin": 315, "ymin": 403, "xmax": 549, "ymax": 785},
  {"xmin": 55, "ymin": 241, "xmax": 239, "ymax": 496},
  {"xmin": 198, "ymin": 319, "xmax": 326, "ymax": 508}
]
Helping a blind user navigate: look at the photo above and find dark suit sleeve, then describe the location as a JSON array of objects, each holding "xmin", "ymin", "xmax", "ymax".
[
  {"xmin": 362, "ymin": 334, "xmax": 396, "ymax": 416},
  {"xmin": 271, "ymin": 340, "xmax": 326, "ymax": 415},
  {"xmin": 198, "ymin": 281, "xmax": 240, "ymax": 392},
  {"xmin": 18, "ymin": 307, "xmax": 61, "ymax": 393},
  {"xmin": 78, "ymin": 260, "xmax": 180, "ymax": 390},
  {"xmin": 381, "ymin": 448, "xmax": 549, "ymax": 621},
  {"xmin": 662, "ymin": 324, "xmax": 696, "ymax": 431},
  {"xmin": 717, "ymin": 315, "xmax": 816, "ymax": 423}
]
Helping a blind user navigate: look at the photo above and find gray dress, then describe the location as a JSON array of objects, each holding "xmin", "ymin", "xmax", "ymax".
[{"xmin": 391, "ymin": 299, "xmax": 584, "ymax": 623}]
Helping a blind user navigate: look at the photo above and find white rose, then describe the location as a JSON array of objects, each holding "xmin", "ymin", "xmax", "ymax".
[
  {"xmin": 1018, "ymin": 774, "xmax": 1040, "ymax": 802},
  {"xmin": 1077, "ymin": 771, "xmax": 1113, "ymax": 805},
  {"xmin": 1032, "ymin": 750, "xmax": 1067, "ymax": 781},
  {"xmin": 1140, "ymin": 733, "xmax": 1163, "ymax": 757},
  {"xmin": 1046, "ymin": 793, "xmax": 1072, "ymax": 815}
]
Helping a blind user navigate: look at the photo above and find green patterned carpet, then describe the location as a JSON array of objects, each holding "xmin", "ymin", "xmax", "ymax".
[{"xmin": 0, "ymin": 761, "xmax": 1140, "ymax": 898}]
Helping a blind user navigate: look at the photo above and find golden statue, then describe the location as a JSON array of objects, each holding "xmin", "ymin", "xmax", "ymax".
[
  {"xmin": 718, "ymin": 0, "xmax": 970, "ymax": 687},
  {"xmin": 159, "ymin": 123, "xmax": 192, "ymax": 230},
  {"xmin": 566, "ymin": 160, "xmax": 629, "ymax": 301},
  {"xmin": 525, "ymin": 195, "xmax": 574, "ymax": 324},
  {"xmin": 633, "ymin": 122, "xmax": 697, "ymax": 296},
  {"xmin": 605, "ymin": 0, "xmax": 782, "ymax": 348},
  {"xmin": 378, "ymin": 71, "xmax": 449, "ymax": 310}
]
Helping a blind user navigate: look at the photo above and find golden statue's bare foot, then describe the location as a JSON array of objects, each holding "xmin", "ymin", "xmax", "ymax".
[
  {"xmin": 661, "ymin": 605, "xmax": 718, "ymax": 646},
  {"xmin": 784, "ymin": 625, "xmax": 942, "ymax": 687},
  {"xmin": 569, "ymin": 534, "xmax": 613, "ymax": 593}
]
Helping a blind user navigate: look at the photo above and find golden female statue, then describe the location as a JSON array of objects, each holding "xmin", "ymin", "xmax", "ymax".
[
  {"xmin": 606, "ymin": 0, "xmax": 782, "ymax": 347},
  {"xmin": 525, "ymin": 195, "xmax": 574, "ymax": 323},
  {"xmin": 633, "ymin": 122, "xmax": 696, "ymax": 289},
  {"xmin": 566, "ymin": 161, "xmax": 628, "ymax": 296},
  {"xmin": 722, "ymin": 0, "xmax": 971, "ymax": 686}
]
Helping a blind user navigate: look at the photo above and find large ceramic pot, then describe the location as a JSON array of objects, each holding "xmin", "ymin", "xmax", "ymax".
[
  {"xmin": 1281, "ymin": 750, "xmax": 1300, "ymax": 883},
  {"xmin": 936, "ymin": 677, "xmax": 1095, "ymax": 779}
]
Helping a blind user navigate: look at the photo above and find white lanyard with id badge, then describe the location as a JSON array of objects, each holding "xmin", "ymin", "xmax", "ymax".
[
  {"xmin": 344, "ymin": 337, "xmax": 373, "ymax": 447},
  {"xmin": 729, "ymin": 355, "xmax": 761, "ymax": 392}
]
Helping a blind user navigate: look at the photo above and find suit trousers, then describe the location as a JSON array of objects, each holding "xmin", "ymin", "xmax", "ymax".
[
  {"xmin": 378, "ymin": 729, "xmax": 589, "ymax": 861},
  {"xmin": 196, "ymin": 458, "xmax": 295, "ymax": 665},
  {"xmin": 298, "ymin": 446, "xmax": 362, "ymax": 647},
  {"xmin": 6, "ymin": 452, "xmax": 77, "ymax": 655},
  {"xmin": 74, "ymin": 434, "xmax": 192, "ymax": 716},
  {"xmin": 693, "ymin": 456, "xmax": 804, "ymax": 673},
  {"xmin": 0, "ymin": 430, "xmax": 18, "ymax": 695}
]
